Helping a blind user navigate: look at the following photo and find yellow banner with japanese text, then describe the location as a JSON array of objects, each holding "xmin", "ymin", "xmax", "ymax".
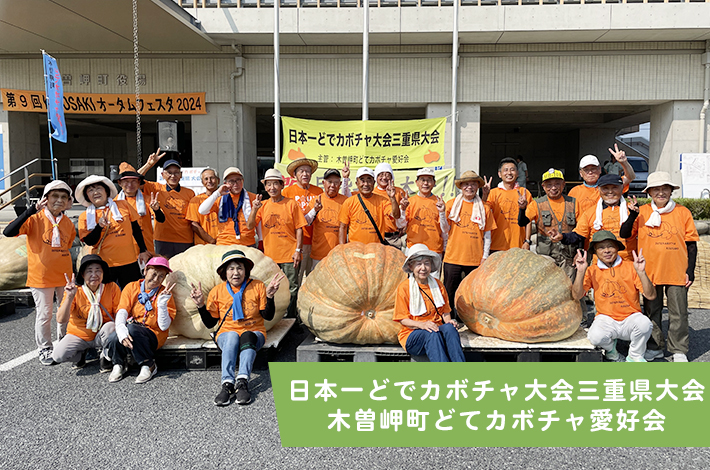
[
  {"xmin": 275, "ymin": 164, "xmax": 457, "ymax": 201},
  {"xmin": 281, "ymin": 116, "xmax": 446, "ymax": 170},
  {"xmin": 1, "ymin": 89, "xmax": 206, "ymax": 115}
]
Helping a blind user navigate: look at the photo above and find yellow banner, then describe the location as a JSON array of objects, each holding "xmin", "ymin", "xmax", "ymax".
[
  {"xmin": 281, "ymin": 116, "xmax": 446, "ymax": 170},
  {"xmin": 275, "ymin": 164, "xmax": 457, "ymax": 201},
  {"xmin": 1, "ymin": 89, "xmax": 207, "ymax": 115}
]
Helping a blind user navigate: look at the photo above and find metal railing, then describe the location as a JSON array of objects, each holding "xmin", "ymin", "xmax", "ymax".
[
  {"xmin": 180, "ymin": 0, "xmax": 709, "ymax": 8},
  {"xmin": 0, "ymin": 159, "xmax": 52, "ymax": 211}
]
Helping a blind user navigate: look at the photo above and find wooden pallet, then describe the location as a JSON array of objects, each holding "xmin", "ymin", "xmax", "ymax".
[
  {"xmin": 0, "ymin": 288, "xmax": 34, "ymax": 308},
  {"xmin": 297, "ymin": 327, "xmax": 602, "ymax": 362},
  {"xmin": 157, "ymin": 318, "xmax": 295, "ymax": 369}
]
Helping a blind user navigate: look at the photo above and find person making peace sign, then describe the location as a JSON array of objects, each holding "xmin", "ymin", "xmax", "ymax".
[{"xmin": 105, "ymin": 257, "xmax": 176, "ymax": 384}]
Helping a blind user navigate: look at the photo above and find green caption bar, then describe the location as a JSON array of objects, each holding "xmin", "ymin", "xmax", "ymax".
[{"xmin": 271, "ymin": 363, "xmax": 708, "ymax": 447}]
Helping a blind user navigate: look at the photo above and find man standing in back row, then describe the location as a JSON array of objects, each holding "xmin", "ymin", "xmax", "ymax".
[{"xmin": 139, "ymin": 150, "xmax": 195, "ymax": 258}]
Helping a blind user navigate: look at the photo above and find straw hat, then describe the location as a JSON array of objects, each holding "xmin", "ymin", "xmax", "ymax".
[
  {"xmin": 286, "ymin": 158, "xmax": 318, "ymax": 178},
  {"xmin": 75, "ymin": 175, "xmax": 118, "ymax": 207},
  {"xmin": 455, "ymin": 170, "xmax": 484, "ymax": 189}
]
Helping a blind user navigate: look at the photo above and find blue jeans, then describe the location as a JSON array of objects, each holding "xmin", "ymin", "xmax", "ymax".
[
  {"xmin": 216, "ymin": 331, "xmax": 265, "ymax": 384},
  {"xmin": 405, "ymin": 323, "xmax": 465, "ymax": 362}
]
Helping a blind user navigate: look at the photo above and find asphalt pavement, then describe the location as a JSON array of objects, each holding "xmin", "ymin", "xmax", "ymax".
[{"xmin": 1, "ymin": 303, "xmax": 709, "ymax": 470}]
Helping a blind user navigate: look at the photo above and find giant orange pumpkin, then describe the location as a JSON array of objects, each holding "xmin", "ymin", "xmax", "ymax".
[
  {"xmin": 454, "ymin": 248, "xmax": 581, "ymax": 343},
  {"xmin": 298, "ymin": 242, "xmax": 406, "ymax": 344}
]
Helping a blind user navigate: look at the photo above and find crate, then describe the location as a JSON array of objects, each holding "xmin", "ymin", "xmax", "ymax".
[
  {"xmin": 157, "ymin": 318, "xmax": 296, "ymax": 370},
  {"xmin": 297, "ymin": 327, "xmax": 602, "ymax": 362}
]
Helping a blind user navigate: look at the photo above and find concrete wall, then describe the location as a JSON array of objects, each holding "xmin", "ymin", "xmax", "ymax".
[
  {"xmin": 0, "ymin": 42, "xmax": 705, "ymax": 106},
  {"xmin": 191, "ymin": 103, "xmax": 259, "ymax": 191},
  {"xmin": 650, "ymin": 100, "xmax": 707, "ymax": 190}
]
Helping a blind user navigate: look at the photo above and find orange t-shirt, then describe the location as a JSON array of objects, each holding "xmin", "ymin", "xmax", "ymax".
[
  {"xmin": 393, "ymin": 278, "xmax": 451, "ymax": 349},
  {"xmin": 283, "ymin": 184, "xmax": 323, "ymax": 246},
  {"xmin": 206, "ymin": 280, "xmax": 268, "ymax": 341},
  {"xmin": 374, "ymin": 185, "xmax": 407, "ymax": 205},
  {"xmin": 574, "ymin": 204, "xmax": 637, "ymax": 261},
  {"xmin": 186, "ymin": 192, "xmax": 220, "ymax": 245},
  {"xmin": 118, "ymin": 281, "xmax": 177, "ymax": 349},
  {"xmin": 254, "ymin": 197, "xmax": 307, "ymax": 264},
  {"xmin": 338, "ymin": 193, "xmax": 395, "ymax": 244},
  {"xmin": 307, "ymin": 193, "xmax": 347, "ymax": 261},
  {"xmin": 405, "ymin": 194, "xmax": 444, "ymax": 253},
  {"xmin": 66, "ymin": 282, "xmax": 122, "ymax": 342},
  {"xmin": 568, "ymin": 182, "xmax": 631, "ymax": 217},
  {"xmin": 583, "ymin": 259, "xmax": 643, "ymax": 322},
  {"xmin": 19, "ymin": 211, "xmax": 76, "ymax": 288},
  {"xmin": 214, "ymin": 192, "xmax": 258, "ymax": 247},
  {"xmin": 443, "ymin": 199, "xmax": 497, "ymax": 266},
  {"xmin": 635, "ymin": 204, "xmax": 699, "ymax": 286},
  {"xmin": 121, "ymin": 193, "xmax": 155, "ymax": 253},
  {"xmin": 488, "ymin": 187, "xmax": 533, "ymax": 251},
  {"xmin": 78, "ymin": 200, "xmax": 140, "ymax": 267},
  {"xmin": 143, "ymin": 181, "xmax": 195, "ymax": 244}
]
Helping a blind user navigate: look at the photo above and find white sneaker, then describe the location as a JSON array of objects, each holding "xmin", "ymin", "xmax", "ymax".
[
  {"xmin": 135, "ymin": 363, "xmax": 157, "ymax": 384},
  {"xmin": 109, "ymin": 364, "xmax": 126, "ymax": 383},
  {"xmin": 644, "ymin": 349, "xmax": 664, "ymax": 361},
  {"xmin": 673, "ymin": 353, "xmax": 688, "ymax": 362}
]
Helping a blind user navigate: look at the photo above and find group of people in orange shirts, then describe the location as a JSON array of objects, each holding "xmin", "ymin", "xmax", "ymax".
[{"xmin": 3, "ymin": 144, "xmax": 699, "ymax": 393}]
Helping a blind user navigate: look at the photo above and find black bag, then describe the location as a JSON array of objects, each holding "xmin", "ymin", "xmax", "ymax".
[{"xmin": 357, "ymin": 194, "xmax": 390, "ymax": 246}]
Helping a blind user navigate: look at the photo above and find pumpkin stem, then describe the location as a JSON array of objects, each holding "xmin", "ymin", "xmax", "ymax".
[{"xmin": 362, "ymin": 310, "xmax": 376, "ymax": 319}]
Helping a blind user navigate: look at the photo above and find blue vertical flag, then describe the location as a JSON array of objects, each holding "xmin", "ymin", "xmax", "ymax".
[{"xmin": 42, "ymin": 52, "xmax": 67, "ymax": 143}]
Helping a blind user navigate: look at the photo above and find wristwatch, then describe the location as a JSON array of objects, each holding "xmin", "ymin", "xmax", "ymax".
[
  {"xmin": 524, "ymin": 239, "xmax": 532, "ymax": 245},
  {"xmin": 295, "ymin": 248, "xmax": 302, "ymax": 253}
]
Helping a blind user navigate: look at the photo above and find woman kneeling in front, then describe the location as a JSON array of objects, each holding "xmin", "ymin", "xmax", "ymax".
[
  {"xmin": 393, "ymin": 243, "xmax": 465, "ymax": 362},
  {"xmin": 190, "ymin": 250, "xmax": 284, "ymax": 406},
  {"xmin": 105, "ymin": 257, "xmax": 176, "ymax": 384},
  {"xmin": 52, "ymin": 254, "xmax": 121, "ymax": 370}
]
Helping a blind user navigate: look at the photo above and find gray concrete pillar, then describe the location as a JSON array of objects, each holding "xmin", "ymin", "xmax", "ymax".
[
  {"xmin": 650, "ymin": 101, "xmax": 705, "ymax": 189},
  {"xmin": 427, "ymin": 103, "xmax": 480, "ymax": 177},
  {"xmin": 191, "ymin": 103, "xmax": 258, "ymax": 192}
]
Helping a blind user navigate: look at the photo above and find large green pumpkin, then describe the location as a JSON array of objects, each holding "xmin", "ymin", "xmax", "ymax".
[
  {"xmin": 298, "ymin": 242, "xmax": 406, "ymax": 344},
  {"xmin": 454, "ymin": 248, "xmax": 582, "ymax": 343},
  {"xmin": 168, "ymin": 244, "xmax": 290, "ymax": 340}
]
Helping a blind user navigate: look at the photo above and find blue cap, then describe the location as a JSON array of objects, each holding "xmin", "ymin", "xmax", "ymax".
[
  {"xmin": 597, "ymin": 174, "xmax": 623, "ymax": 186},
  {"xmin": 163, "ymin": 159, "xmax": 181, "ymax": 170}
]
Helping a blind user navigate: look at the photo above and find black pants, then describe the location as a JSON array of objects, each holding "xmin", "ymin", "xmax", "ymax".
[
  {"xmin": 108, "ymin": 262, "xmax": 142, "ymax": 289},
  {"xmin": 106, "ymin": 323, "xmax": 158, "ymax": 367},
  {"xmin": 154, "ymin": 240, "xmax": 193, "ymax": 259},
  {"xmin": 443, "ymin": 262, "xmax": 477, "ymax": 319}
]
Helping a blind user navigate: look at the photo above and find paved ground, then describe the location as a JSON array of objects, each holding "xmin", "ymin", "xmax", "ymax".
[{"xmin": 1, "ymin": 302, "xmax": 709, "ymax": 469}]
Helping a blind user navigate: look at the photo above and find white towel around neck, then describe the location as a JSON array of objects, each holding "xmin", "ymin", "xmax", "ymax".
[
  {"xmin": 409, "ymin": 274, "xmax": 446, "ymax": 317},
  {"xmin": 82, "ymin": 284, "xmax": 105, "ymax": 333},
  {"xmin": 43, "ymin": 208, "xmax": 64, "ymax": 248},
  {"xmin": 645, "ymin": 199, "xmax": 676, "ymax": 228},
  {"xmin": 448, "ymin": 194, "xmax": 486, "ymax": 230},
  {"xmin": 116, "ymin": 189, "xmax": 146, "ymax": 216},
  {"xmin": 593, "ymin": 197, "xmax": 628, "ymax": 231},
  {"xmin": 85, "ymin": 198, "xmax": 123, "ymax": 231}
]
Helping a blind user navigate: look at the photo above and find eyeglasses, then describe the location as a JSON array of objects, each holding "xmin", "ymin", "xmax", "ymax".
[
  {"xmin": 225, "ymin": 179, "xmax": 243, "ymax": 185},
  {"xmin": 164, "ymin": 171, "xmax": 181, "ymax": 177}
]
